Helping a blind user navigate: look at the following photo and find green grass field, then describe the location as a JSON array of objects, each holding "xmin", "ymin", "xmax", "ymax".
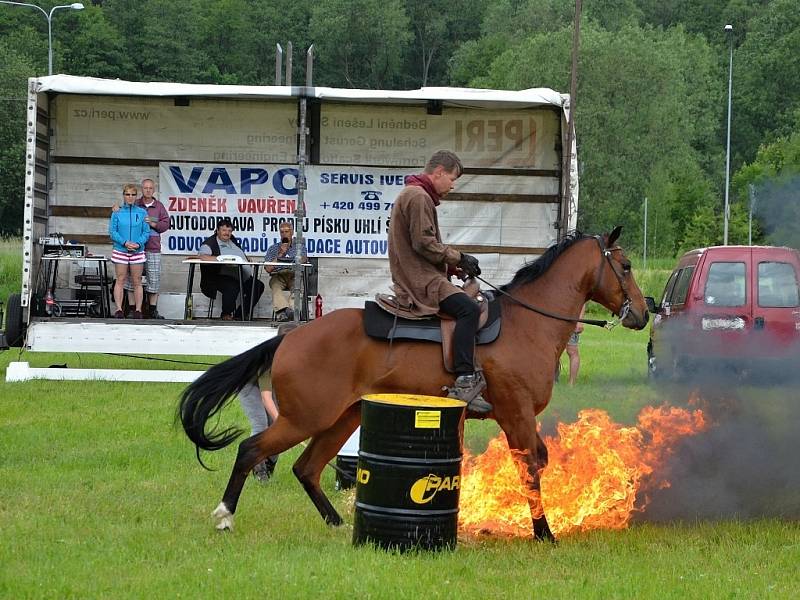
[{"xmin": 1, "ymin": 242, "xmax": 798, "ymax": 598}]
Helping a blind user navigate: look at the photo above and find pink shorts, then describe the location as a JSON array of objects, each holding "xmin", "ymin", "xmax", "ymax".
[{"xmin": 111, "ymin": 249, "xmax": 146, "ymax": 264}]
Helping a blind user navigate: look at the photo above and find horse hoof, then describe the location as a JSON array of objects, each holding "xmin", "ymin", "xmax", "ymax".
[
  {"xmin": 533, "ymin": 521, "xmax": 556, "ymax": 543},
  {"xmin": 325, "ymin": 513, "xmax": 344, "ymax": 527},
  {"xmin": 212, "ymin": 502, "xmax": 234, "ymax": 531},
  {"xmin": 534, "ymin": 529, "xmax": 557, "ymax": 543}
]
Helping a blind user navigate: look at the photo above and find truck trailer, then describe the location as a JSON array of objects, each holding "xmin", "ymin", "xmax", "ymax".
[{"xmin": 5, "ymin": 75, "xmax": 577, "ymax": 356}]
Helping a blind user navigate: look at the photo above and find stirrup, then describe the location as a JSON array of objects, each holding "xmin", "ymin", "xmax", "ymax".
[{"xmin": 446, "ymin": 372, "xmax": 492, "ymax": 414}]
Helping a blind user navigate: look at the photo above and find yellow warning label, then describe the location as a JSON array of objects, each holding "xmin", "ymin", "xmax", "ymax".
[{"xmin": 415, "ymin": 410, "xmax": 441, "ymax": 429}]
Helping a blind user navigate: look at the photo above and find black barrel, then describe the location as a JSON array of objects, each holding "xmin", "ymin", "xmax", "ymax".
[
  {"xmin": 353, "ymin": 394, "xmax": 466, "ymax": 551},
  {"xmin": 335, "ymin": 427, "xmax": 361, "ymax": 491}
]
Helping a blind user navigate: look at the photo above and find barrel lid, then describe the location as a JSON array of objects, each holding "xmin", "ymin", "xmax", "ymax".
[{"xmin": 362, "ymin": 393, "xmax": 466, "ymax": 408}]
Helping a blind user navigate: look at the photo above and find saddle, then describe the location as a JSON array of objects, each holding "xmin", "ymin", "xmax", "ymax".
[{"xmin": 364, "ymin": 280, "xmax": 501, "ymax": 373}]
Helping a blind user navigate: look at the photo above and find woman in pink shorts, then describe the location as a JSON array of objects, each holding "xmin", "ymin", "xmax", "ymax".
[{"xmin": 108, "ymin": 184, "xmax": 150, "ymax": 318}]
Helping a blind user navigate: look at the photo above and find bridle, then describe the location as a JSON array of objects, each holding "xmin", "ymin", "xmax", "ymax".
[{"xmin": 475, "ymin": 235, "xmax": 633, "ymax": 329}]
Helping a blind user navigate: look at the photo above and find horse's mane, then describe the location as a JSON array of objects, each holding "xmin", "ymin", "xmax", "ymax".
[{"xmin": 500, "ymin": 230, "xmax": 590, "ymax": 292}]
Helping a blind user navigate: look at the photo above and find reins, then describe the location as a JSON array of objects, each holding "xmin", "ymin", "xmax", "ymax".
[{"xmin": 474, "ymin": 236, "xmax": 632, "ymax": 330}]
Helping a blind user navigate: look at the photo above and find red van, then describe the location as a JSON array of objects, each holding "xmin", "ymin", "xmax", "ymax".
[{"xmin": 647, "ymin": 245, "xmax": 800, "ymax": 378}]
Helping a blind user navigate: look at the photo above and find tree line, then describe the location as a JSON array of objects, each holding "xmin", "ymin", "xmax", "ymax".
[{"xmin": 2, "ymin": 0, "xmax": 799, "ymax": 256}]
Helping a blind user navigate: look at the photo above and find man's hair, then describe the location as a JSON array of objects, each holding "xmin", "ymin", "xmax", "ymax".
[
  {"xmin": 217, "ymin": 217, "xmax": 234, "ymax": 230},
  {"xmin": 141, "ymin": 178, "xmax": 155, "ymax": 186},
  {"xmin": 424, "ymin": 150, "xmax": 463, "ymax": 176},
  {"xmin": 122, "ymin": 183, "xmax": 138, "ymax": 195}
]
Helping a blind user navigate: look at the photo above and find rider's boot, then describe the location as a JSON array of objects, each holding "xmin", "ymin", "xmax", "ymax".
[{"xmin": 447, "ymin": 371, "xmax": 492, "ymax": 414}]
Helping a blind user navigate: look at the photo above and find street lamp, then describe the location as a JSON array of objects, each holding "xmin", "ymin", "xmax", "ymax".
[
  {"xmin": 0, "ymin": 1, "xmax": 84, "ymax": 75},
  {"xmin": 723, "ymin": 23, "xmax": 734, "ymax": 245}
]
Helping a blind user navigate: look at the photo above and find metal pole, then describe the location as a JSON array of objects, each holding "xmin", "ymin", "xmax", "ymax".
[
  {"xmin": 275, "ymin": 43, "xmax": 283, "ymax": 85},
  {"xmin": 723, "ymin": 24, "xmax": 733, "ymax": 245},
  {"xmin": 748, "ymin": 183, "xmax": 756, "ymax": 246},
  {"xmin": 560, "ymin": 0, "xmax": 581, "ymax": 239},
  {"xmin": 291, "ymin": 45, "xmax": 313, "ymax": 323},
  {"xmin": 47, "ymin": 9, "xmax": 53, "ymax": 75},
  {"xmin": 285, "ymin": 41, "xmax": 293, "ymax": 87},
  {"xmin": 643, "ymin": 196, "xmax": 647, "ymax": 270}
]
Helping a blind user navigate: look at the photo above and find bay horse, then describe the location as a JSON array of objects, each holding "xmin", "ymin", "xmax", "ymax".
[{"xmin": 178, "ymin": 227, "xmax": 649, "ymax": 540}]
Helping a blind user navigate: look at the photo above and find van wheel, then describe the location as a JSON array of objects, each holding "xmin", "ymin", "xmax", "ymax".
[
  {"xmin": 5, "ymin": 293, "xmax": 25, "ymax": 347},
  {"xmin": 671, "ymin": 353, "xmax": 691, "ymax": 381},
  {"xmin": 647, "ymin": 340, "xmax": 665, "ymax": 379},
  {"xmin": 647, "ymin": 347, "xmax": 658, "ymax": 379}
]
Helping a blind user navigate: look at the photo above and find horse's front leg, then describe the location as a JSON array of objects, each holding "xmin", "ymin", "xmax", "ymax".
[
  {"xmin": 529, "ymin": 431, "xmax": 555, "ymax": 542},
  {"xmin": 497, "ymin": 413, "xmax": 556, "ymax": 542}
]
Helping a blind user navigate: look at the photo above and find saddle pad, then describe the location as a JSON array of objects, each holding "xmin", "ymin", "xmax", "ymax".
[{"xmin": 363, "ymin": 298, "xmax": 501, "ymax": 344}]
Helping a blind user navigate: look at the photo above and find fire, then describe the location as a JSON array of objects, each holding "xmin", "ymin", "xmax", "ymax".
[{"xmin": 459, "ymin": 405, "xmax": 708, "ymax": 537}]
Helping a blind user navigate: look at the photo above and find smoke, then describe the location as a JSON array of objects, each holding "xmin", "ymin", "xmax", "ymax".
[
  {"xmin": 753, "ymin": 175, "xmax": 800, "ymax": 249},
  {"xmin": 638, "ymin": 383, "xmax": 800, "ymax": 521}
]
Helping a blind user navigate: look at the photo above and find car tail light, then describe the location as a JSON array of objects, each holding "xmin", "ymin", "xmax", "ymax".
[{"xmin": 701, "ymin": 316, "xmax": 745, "ymax": 330}]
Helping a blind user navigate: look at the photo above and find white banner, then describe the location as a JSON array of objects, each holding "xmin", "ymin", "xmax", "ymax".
[
  {"xmin": 319, "ymin": 104, "xmax": 560, "ymax": 169},
  {"xmin": 160, "ymin": 163, "xmax": 415, "ymax": 258},
  {"xmin": 53, "ymin": 95, "xmax": 297, "ymax": 162}
]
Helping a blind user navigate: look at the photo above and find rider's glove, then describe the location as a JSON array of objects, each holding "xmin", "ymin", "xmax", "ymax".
[{"xmin": 457, "ymin": 253, "xmax": 481, "ymax": 278}]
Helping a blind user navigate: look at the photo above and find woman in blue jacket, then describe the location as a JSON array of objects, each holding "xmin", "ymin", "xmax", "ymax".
[{"xmin": 109, "ymin": 184, "xmax": 150, "ymax": 318}]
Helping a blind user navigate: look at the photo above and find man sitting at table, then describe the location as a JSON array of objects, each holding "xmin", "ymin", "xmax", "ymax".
[
  {"xmin": 194, "ymin": 217, "xmax": 265, "ymax": 320},
  {"xmin": 264, "ymin": 220, "xmax": 307, "ymax": 322}
]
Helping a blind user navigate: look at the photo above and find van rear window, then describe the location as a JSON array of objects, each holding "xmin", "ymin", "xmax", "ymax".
[
  {"xmin": 758, "ymin": 262, "xmax": 799, "ymax": 307},
  {"xmin": 705, "ymin": 262, "xmax": 746, "ymax": 306}
]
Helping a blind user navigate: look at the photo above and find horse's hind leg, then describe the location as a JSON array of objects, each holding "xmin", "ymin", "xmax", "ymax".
[
  {"xmin": 292, "ymin": 403, "xmax": 361, "ymax": 526},
  {"xmin": 213, "ymin": 420, "xmax": 307, "ymax": 531}
]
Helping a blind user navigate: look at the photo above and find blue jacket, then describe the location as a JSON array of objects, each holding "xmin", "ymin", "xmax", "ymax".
[{"xmin": 109, "ymin": 203, "xmax": 150, "ymax": 253}]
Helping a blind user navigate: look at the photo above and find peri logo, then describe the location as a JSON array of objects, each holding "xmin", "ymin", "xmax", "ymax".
[
  {"xmin": 409, "ymin": 474, "xmax": 460, "ymax": 504},
  {"xmin": 360, "ymin": 190, "xmax": 382, "ymax": 201}
]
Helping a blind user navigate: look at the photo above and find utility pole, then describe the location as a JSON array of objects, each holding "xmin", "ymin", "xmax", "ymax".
[
  {"xmin": 748, "ymin": 183, "xmax": 756, "ymax": 246},
  {"xmin": 643, "ymin": 197, "xmax": 648, "ymax": 270},
  {"xmin": 723, "ymin": 24, "xmax": 734, "ymax": 245}
]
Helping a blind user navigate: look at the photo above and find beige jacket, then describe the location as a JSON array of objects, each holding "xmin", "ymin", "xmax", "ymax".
[{"xmin": 387, "ymin": 185, "xmax": 462, "ymax": 316}]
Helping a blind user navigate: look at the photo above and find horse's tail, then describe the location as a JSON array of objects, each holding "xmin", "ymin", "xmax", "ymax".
[{"xmin": 177, "ymin": 334, "xmax": 285, "ymax": 461}]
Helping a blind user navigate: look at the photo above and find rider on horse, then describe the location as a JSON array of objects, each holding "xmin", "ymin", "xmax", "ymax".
[{"xmin": 387, "ymin": 150, "xmax": 491, "ymax": 414}]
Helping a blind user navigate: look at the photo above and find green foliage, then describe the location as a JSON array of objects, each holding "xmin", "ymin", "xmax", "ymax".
[
  {"xmin": 0, "ymin": 42, "xmax": 35, "ymax": 238},
  {"xmin": 0, "ymin": 238, "xmax": 22, "ymax": 303},
  {"xmin": 680, "ymin": 203, "xmax": 721, "ymax": 250},
  {"xmin": 732, "ymin": 0, "xmax": 800, "ymax": 166},
  {"xmin": 402, "ymin": 0, "xmax": 485, "ymax": 87},
  {"xmin": 473, "ymin": 23, "xmax": 721, "ymax": 255},
  {"xmin": 60, "ymin": 6, "xmax": 134, "ymax": 78},
  {"xmin": 732, "ymin": 124, "xmax": 800, "ymax": 248},
  {"xmin": 0, "ymin": 0, "xmax": 799, "ymax": 253},
  {"xmin": 309, "ymin": 0, "xmax": 412, "ymax": 88}
]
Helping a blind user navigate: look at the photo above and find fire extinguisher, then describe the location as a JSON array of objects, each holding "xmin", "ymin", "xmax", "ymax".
[
  {"xmin": 315, "ymin": 294, "xmax": 323, "ymax": 318},
  {"xmin": 45, "ymin": 289, "xmax": 55, "ymax": 316}
]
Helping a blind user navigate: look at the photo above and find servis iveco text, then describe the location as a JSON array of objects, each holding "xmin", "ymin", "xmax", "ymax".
[{"xmin": 160, "ymin": 163, "xmax": 409, "ymax": 258}]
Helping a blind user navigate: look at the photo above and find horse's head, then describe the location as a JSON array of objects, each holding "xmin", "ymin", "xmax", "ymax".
[{"xmin": 588, "ymin": 226, "xmax": 649, "ymax": 330}]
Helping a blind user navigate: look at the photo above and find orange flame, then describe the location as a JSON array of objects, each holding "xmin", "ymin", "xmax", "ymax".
[{"xmin": 459, "ymin": 405, "xmax": 708, "ymax": 537}]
